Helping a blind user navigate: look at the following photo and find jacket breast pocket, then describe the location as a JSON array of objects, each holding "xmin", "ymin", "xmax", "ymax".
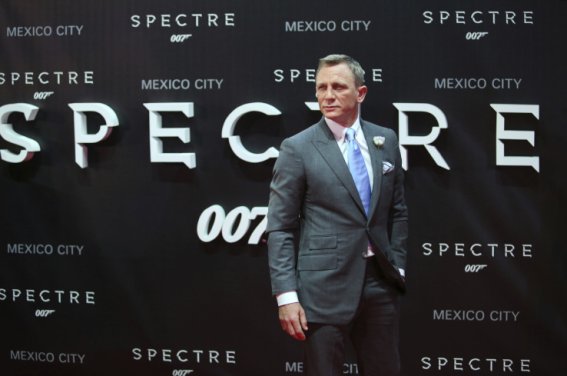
[{"xmin": 298, "ymin": 253, "xmax": 338, "ymax": 271}]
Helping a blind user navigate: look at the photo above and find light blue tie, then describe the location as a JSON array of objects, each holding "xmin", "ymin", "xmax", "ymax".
[{"xmin": 345, "ymin": 127, "xmax": 371, "ymax": 214}]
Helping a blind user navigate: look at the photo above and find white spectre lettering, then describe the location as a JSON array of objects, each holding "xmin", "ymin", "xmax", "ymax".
[
  {"xmin": 132, "ymin": 348, "xmax": 236, "ymax": 364},
  {"xmin": 273, "ymin": 68, "xmax": 316, "ymax": 83},
  {"xmin": 274, "ymin": 68, "xmax": 381, "ymax": 83},
  {"xmin": 422, "ymin": 10, "xmax": 535, "ymax": 25},
  {"xmin": 421, "ymin": 356, "xmax": 531, "ymax": 372},
  {"xmin": 144, "ymin": 102, "xmax": 195, "ymax": 169},
  {"xmin": 393, "ymin": 103, "xmax": 450, "ymax": 170},
  {"xmin": 0, "ymin": 288, "xmax": 95, "ymax": 304},
  {"xmin": 0, "ymin": 71, "xmax": 94, "ymax": 85},
  {"xmin": 130, "ymin": 13, "xmax": 235, "ymax": 28},
  {"xmin": 222, "ymin": 102, "xmax": 280, "ymax": 163},
  {"xmin": 0, "ymin": 102, "xmax": 541, "ymax": 172},
  {"xmin": 422, "ymin": 242, "xmax": 533, "ymax": 258},
  {"xmin": 492, "ymin": 104, "xmax": 539, "ymax": 172},
  {"xmin": 0, "ymin": 103, "xmax": 40, "ymax": 163},
  {"xmin": 69, "ymin": 103, "xmax": 119, "ymax": 168}
]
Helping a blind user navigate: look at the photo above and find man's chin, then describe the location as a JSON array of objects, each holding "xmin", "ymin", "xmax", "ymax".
[
  {"xmin": 323, "ymin": 112, "xmax": 340, "ymax": 121},
  {"xmin": 325, "ymin": 115, "xmax": 349, "ymax": 126}
]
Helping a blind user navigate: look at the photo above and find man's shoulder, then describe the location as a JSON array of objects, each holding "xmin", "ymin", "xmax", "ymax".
[
  {"xmin": 283, "ymin": 121, "xmax": 325, "ymax": 144},
  {"xmin": 362, "ymin": 119, "xmax": 391, "ymax": 132},
  {"xmin": 361, "ymin": 119, "xmax": 397, "ymax": 138}
]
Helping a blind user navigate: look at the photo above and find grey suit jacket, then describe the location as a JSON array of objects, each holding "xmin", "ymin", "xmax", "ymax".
[{"xmin": 267, "ymin": 118, "xmax": 408, "ymax": 324}]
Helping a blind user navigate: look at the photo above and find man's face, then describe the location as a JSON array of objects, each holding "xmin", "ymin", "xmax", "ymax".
[{"xmin": 315, "ymin": 63, "xmax": 367, "ymax": 127}]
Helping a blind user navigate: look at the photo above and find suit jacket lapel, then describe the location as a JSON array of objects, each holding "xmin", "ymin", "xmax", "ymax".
[
  {"xmin": 311, "ymin": 120, "xmax": 367, "ymax": 215},
  {"xmin": 361, "ymin": 120, "xmax": 384, "ymax": 221}
]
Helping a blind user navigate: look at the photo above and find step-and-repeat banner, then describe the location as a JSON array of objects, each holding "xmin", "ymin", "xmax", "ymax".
[{"xmin": 1, "ymin": 1, "xmax": 566, "ymax": 375}]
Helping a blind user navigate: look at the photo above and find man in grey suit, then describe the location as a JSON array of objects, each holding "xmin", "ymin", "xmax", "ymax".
[{"xmin": 267, "ymin": 54, "xmax": 408, "ymax": 376}]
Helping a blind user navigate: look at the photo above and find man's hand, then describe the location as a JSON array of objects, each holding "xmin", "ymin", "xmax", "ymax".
[{"xmin": 279, "ymin": 302, "xmax": 308, "ymax": 341}]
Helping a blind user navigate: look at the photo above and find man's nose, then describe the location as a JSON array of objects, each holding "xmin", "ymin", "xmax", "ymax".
[{"xmin": 323, "ymin": 88, "xmax": 335, "ymax": 99}]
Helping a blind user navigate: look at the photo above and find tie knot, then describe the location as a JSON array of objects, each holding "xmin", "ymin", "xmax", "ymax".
[{"xmin": 345, "ymin": 127, "xmax": 356, "ymax": 141}]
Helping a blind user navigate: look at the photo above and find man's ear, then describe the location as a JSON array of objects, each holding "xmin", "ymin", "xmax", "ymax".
[{"xmin": 357, "ymin": 85, "xmax": 368, "ymax": 103}]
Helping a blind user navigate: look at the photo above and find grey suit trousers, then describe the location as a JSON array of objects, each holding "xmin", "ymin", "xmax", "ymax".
[{"xmin": 303, "ymin": 259, "xmax": 401, "ymax": 376}]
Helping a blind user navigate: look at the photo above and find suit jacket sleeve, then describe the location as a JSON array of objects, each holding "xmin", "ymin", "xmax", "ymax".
[
  {"xmin": 266, "ymin": 137, "xmax": 305, "ymax": 296},
  {"xmin": 386, "ymin": 128, "xmax": 408, "ymax": 272}
]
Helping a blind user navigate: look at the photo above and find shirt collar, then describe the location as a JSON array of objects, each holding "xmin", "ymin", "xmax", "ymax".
[{"xmin": 324, "ymin": 117, "xmax": 362, "ymax": 142}]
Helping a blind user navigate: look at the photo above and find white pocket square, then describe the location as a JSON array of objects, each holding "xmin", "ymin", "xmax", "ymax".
[{"xmin": 382, "ymin": 161, "xmax": 394, "ymax": 174}]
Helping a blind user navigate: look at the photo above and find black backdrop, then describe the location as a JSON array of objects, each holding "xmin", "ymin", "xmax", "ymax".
[{"xmin": 1, "ymin": 1, "xmax": 566, "ymax": 375}]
